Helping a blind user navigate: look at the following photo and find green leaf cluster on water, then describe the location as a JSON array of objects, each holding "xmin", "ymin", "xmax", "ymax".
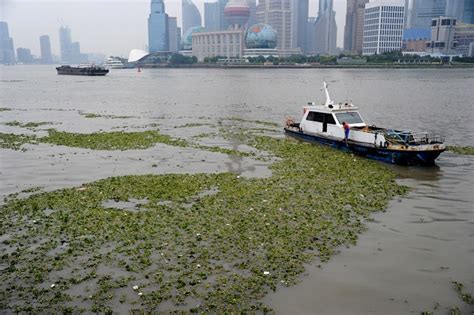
[
  {"xmin": 452, "ymin": 281, "xmax": 474, "ymax": 305},
  {"xmin": 4, "ymin": 121, "xmax": 54, "ymax": 128},
  {"xmin": 0, "ymin": 107, "xmax": 12, "ymax": 111},
  {"xmin": 447, "ymin": 145, "xmax": 474, "ymax": 155},
  {"xmin": 42, "ymin": 129, "xmax": 188, "ymax": 150},
  {"xmin": 79, "ymin": 112, "xmax": 135, "ymax": 119},
  {"xmin": 0, "ymin": 133, "xmax": 38, "ymax": 150},
  {"xmin": 0, "ymin": 130, "xmax": 407, "ymax": 313}
]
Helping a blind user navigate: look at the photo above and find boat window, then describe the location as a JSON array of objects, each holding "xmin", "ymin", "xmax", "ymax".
[
  {"xmin": 306, "ymin": 111, "xmax": 324, "ymax": 123},
  {"xmin": 335, "ymin": 112, "xmax": 364, "ymax": 124},
  {"xmin": 325, "ymin": 114, "xmax": 336, "ymax": 125}
]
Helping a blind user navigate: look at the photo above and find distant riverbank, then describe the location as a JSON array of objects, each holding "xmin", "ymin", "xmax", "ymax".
[{"xmin": 140, "ymin": 63, "xmax": 474, "ymax": 69}]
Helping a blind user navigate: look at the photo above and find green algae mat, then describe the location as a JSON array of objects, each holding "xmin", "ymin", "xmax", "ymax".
[{"xmin": 0, "ymin": 133, "xmax": 407, "ymax": 313}]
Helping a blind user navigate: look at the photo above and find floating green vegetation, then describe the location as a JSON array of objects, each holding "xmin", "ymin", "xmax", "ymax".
[
  {"xmin": 0, "ymin": 132, "xmax": 38, "ymax": 151},
  {"xmin": 42, "ymin": 129, "xmax": 187, "ymax": 151},
  {"xmin": 0, "ymin": 130, "xmax": 407, "ymax": 313},
  {"xmin": 0, "ymin": 107, "xmax": 12, "ymax": 112},
  {"xmin": 174, "ymin": 123, "xmax": 215, "ymax": 128},
  {"xmin": 191, "ymin": 144, "xmax": 255, "ymax": 158},
  {"xmin": 225, "ymin": 117, "xmax": 280, "ymax": 127},
  {"xmin": 447, "ymin": 145, "xmax": 474, "ymax": 155},
  {"xmin": 79, "ymin": 111, "xmax": 135, "ymax": 119},
  {"xmin": 4, "ymin": 121, "xmax": 54, "ymax": 128},
  {"xmin": 452, "ymin": 281, "xmax": 474, "ymax": 304}
]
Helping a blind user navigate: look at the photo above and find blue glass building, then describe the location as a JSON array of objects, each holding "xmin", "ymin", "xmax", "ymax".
[{"xmin": 148, "ymin": 0, "xmax": 169, "ymax": 52}]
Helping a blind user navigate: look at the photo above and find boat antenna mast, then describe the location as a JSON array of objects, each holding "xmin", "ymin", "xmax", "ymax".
[{"xmin": 323, "ymin": 82, "xmax": 334, "ymax": 108}]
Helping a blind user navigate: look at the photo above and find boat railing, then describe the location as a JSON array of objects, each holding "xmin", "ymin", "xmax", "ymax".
[{"xmin": 384, "ymin": 130, "xmax": 445, "ymax": 146}]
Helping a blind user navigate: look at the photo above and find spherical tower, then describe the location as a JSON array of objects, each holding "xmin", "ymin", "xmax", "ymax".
[
  {"xmin": 245, "ymin": 23, "xmax": 278, "ymax": 49},
  {"xmin": 224, "ymin": 0, "xmax": 250, "ymax": 29}
]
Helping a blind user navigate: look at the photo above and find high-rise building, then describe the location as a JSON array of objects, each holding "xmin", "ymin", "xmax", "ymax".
[
  {"xmin": 247, "ymin": 0, "xmax": 257, "ymax": 27},
  {"xmin": 454, "ymin": 23, "xmax": 474, "ymax": 57},
  {"xmin": 344, "ymin": 0, "xmax": 369, "ymax": 54},
  {"xmin": 219, "ymin": 0, "xmax": 230, "ymax": 30},
  {"xmin": 296, "ymin": 0, "xmax": 309, "ymax": 53},
  {"xmin": 306, "ymin": 17, "xmax": 316, "ymax": 53},
  {"xmin": 446, "ymin": 0, "xmax": 474, "ymax": 24},
  {"xmin": 312, "ymin": 0, "xmax": 337, "ymax": 55},
  {"xmin": 59, "ymin": 26, "xmax": 72, "ymax": 62},
  {"xmin": 59, "ymin": 26, "xmax": 85, "ymax": 63},
  {"xmin": 148, "ymin": 0, "xmax": 169, "ymax": 52},
  {"xmin": 410, "ymin": 0, "xmax": 447, "ymax": 28},
  {"xmin": 16, "ymin": 48, "xmax": 33, "ymax": 63},
  {"xmin": 168, "ymin": 17, "xmax": 179, "ymax": 52},
  {"xmin": 256, "ymin": 0, "xmax": 300, "ymax": 56},
  {"xmin": 0, "ymin": 21, "xmax": 15, "ymax": 64},
  {"xmin": 39, "ymin": 35, "xmax": 53, "ymax": 64},
  {"xmin": 362, "ymin": 0, "xmax": 405, "ymax": 55},
  {"xmin": 168, "ymin": 16, "xmax": 179, "ymax": 52},
  {"xmin": 426, "ymin": 16, "xmax": 457, "ymax": 55},
  {"xmin": 182, "ymin": 0, "xmax": 202, "ymax": 35},
  {"xmin": 205, "ymin": 2, "xmax": 221, "ymax": 31}
]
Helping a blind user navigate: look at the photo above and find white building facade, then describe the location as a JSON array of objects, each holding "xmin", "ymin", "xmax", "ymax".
[
  {"xmin": 192, "ymin": 30, "xmax": 244, "ymax": 61},
  {"xmin": 362, "ymin": 0, "xmax": 405, "ymax": 55}
]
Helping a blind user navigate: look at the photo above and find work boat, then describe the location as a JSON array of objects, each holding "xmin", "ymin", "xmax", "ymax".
[{"xmin": 284, "ymin": 82, "xmax": 446, "ymax": 166}]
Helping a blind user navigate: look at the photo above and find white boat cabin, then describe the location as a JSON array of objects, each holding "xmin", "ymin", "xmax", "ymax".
[{"xmin": 299, "ymin": 83, "xmax": 389, "ymax": 148}]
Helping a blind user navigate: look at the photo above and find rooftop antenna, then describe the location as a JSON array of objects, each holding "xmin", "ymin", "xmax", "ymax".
[{"xmin": 323, "ymin": 82, "xmax": 333, "ymax": 108}]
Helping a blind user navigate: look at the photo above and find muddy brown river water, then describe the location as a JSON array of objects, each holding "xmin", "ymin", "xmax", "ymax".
[{"xmin": 1, "ymin": 65, "xmax": 473, "ymax": 313}]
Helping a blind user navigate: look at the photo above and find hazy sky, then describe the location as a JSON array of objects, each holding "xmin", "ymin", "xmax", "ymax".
[{"xmin": 1, "ymin": 0, "xmax": 347, "ymax": 57}]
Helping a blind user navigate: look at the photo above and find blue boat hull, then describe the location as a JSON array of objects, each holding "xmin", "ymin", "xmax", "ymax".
[{"xmin": 284, "ymin": 128, "xmax": 444, "ymax": 166}]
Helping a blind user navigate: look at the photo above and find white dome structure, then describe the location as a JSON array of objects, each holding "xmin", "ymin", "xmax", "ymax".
[{"xmin": 128, "ymin": 49, "xmax": 149, "ymax": 63}]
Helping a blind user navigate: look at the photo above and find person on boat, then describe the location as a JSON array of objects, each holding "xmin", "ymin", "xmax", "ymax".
[{"xmin": 343, "ymin": 121, "xmax": 350, "ymax": 145}]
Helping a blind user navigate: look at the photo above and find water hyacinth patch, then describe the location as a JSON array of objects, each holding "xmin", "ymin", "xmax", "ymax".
[
  {"xmin": 446, "ymin": 145, "xmax": 474, "ymax": 155},
  {"xmin": 0, "ymin": 129, "xmax": 407, "ymax": 313},
  {"xmin": 42, "ymin": 129, "xmax": 188, "ymax": 150},
  {"xmin": 0, "ymin": 132, "xmax": 38, "ymax": 150}
]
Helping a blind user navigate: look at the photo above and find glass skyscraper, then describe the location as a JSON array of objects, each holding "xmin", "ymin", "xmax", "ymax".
[
  {"xmin": 205, "ymin": 2, "xmax": 220, "ymax": 31},
  {"xmin": 40, "ymin": 35, "xmax": 53, "ymax": 64},
  {"xmin": 411, "ymin": 0, "xmax": 447, "ymax": 28},
  {"xmin": 0, "ymin": 21, "xmax": 15, "ymax": 64},
  {"xmin": 148, "ymin": 0, "xmax": 169, "ymax": 52},
  {"xmin": 182, "ymin": 0, "xmax": 202, "ymax": 35}
]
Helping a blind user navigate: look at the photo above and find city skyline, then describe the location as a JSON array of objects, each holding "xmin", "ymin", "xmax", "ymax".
[{"xmin": 0, "ymin": 0, "xmax": 347, "ymax": 57}]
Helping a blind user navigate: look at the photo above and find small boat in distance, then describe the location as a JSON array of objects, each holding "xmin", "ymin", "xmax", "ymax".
[
  {"xmin": 284, "ymin": 82, "xmax": 446, "ymax": 166},
  {"xmin": 105, "ymin": 57, "xmax": 126, "ymax": 69},
  {"xmin": 56, "ymin": 65, "xmax": 109, "ymax": 76}
]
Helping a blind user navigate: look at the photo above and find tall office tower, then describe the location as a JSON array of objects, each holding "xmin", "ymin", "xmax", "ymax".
[
  {"xmin": 148, "ymin": 0, "xmax": 169, "ymax": 52},
  {"xmin": 218, "ymin": 0, "xmax": 230, "ymax": 30},
  {"xmin": 177, "ymin": 27, "xmax": 182, "ymax": 50},
  {"xmin": 205, "ymin": 2, "xmax": 221, "ymax": 31},
  {"xmin": 461, "ymin": 0, "xmax": 474, "ymax": 24},
  {"xmin": 446, "ymin": 0, "xmax": 474, "ymax": 24},
  {"xmin": 296, "ymin": 0, "xmax": 309, "ymax": 53},
  {"xmin": 344, "ymin": 0, "xmax": 369, "ymax": 54},
  {"xmin": 59, "ymin": 26, "xmax": 73, "ymax": 62},
  {"xmin": 410, "ymin": 0, "xmax": 447, "ymax": 28},
  {"xmin": 182, "ymin": 0, "xmax": 202, "ymax": 35},
  {"xmin": 306, "ymin": 16, "xmax": 316, "ymax": 52},
  {"xmin": 313, "ymin": 0, "xmax": 337, "ymax": 55},
  {"xmin": 16, "ymin": 48, "xmax": 33, "ymax": 63},
  {"xmin": 39, "ymin": 35, "xmax": 53, "ymax": 64},
  {"xmin": 168, "ymin": 17, "xmax": 179, "ymax": 52},
  {"xmin": 362, "ymin": 0, "xmax": 405, "ymax": 55},
  {"xmin": 0, "ymin": 21, "xmax": 15, "ymax": 64},
  {"xmin": 247, "ymin": 0, "xmax": 257, "ymax": 26},
  {"xmin": 256, "ymin": 0, "xmax": 299, "ymax": 55}
]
